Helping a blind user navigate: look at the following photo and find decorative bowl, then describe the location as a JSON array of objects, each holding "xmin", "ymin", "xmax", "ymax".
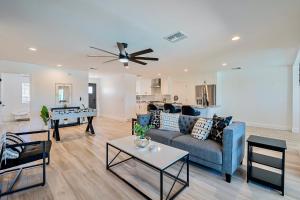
[{"xmin": 134, "ymin": 136, "xmax": 151, "ymax": 148}]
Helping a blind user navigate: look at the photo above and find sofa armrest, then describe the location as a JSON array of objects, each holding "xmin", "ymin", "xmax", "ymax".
[
  {"xmin": 131, "ymin": 114, "xmax": 151, "ymax": 135},
  {"xmin": 222, "ymin": 122, "xmax": 246, "ymax": 175}
]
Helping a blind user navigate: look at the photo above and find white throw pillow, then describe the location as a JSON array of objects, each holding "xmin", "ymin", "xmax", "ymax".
[
  {"xmin": 159, "ymin": 113, "xmax": 180, "ymax": 132},
  {"xmin": 191, "ymin": 118, "xmax": 213, "ymax": 140}
]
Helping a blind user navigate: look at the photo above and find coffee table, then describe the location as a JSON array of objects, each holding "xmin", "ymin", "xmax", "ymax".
[{"xmin": 106, "ymin": 136, "xmax": 189, "ymax": 200}]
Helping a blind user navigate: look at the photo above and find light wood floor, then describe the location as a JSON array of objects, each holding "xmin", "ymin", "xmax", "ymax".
[{"xmin": 1, "ymin": 117, "xmax": 300, "ymax": 200}]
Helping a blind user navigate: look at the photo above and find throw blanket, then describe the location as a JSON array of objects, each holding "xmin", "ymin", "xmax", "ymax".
[{"xmin": 0, "ymin": 132, "xmax": 25, "ymax": 166}]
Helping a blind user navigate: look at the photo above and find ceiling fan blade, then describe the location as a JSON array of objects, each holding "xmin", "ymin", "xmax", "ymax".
[
  {"xmin": 124, "ymin": 62, "xmax": 128, "ymax": 67},
  {"xmin": 90, "ymin": 46, "xmax": 118, "ymax": 56},
  {"xmin": 117, "ymin": 42, "xmax": 126, "ymax": 55},
  {"xmin": 130, "ymin": 48, "xmax": 153, "ymax": 57},
  {"xmin": 103, "ymin": 58, "xmax": 119, "ymax": 64},
  {"xmin": 131, "ymin": 57, "xmax": 159, "ymax": 61},
  {"xmin": 129, "ymin": 58, "xmax": 147, "ymax": 65},
  {"xmin": 87, "ymin": 55, "xmax": 118, "ymax": 58}
]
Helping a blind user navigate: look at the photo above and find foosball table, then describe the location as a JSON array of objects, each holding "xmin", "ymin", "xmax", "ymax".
[{"xmin": 50, "ymin": 108, "xmax": 97, "ymax": 141}]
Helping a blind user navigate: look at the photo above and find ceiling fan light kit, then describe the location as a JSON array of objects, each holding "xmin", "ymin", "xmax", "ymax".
[{"xmin": 88, "ymin": 42, "xmax": 159, "ymax": 67}]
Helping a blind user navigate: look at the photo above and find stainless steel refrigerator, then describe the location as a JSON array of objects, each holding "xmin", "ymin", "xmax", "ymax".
[{"xmin": 195, "ymin": 84, "xmax": 216, "ymax": 106}]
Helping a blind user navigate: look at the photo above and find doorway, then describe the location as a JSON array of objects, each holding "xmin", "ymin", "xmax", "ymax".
[
  {"xmin": 0, "ymin": 73, "xmax": 31, "ymax": 122},
  {"xmin": 88, "ymin": 83, "xmax": 97, "ymax": 109}
]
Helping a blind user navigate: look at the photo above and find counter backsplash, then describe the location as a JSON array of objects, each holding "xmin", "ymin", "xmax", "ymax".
[{"xmin": 136, "ymin": 95, "xmax": 171, "ymax": 103}]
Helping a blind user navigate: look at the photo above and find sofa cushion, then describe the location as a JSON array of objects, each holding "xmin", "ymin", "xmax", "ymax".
[
  {"xmin": 209, "ymin": 115, "xmax": 232, "ymax": 144},
  {"xmin": 137, "ymin": 114, "xmax": 151, "ymax": 126},
  {"xmin": 159, "ymin": 113, "xmax": 180, "ymax": 132},
  {"xmin": 146, "ymin": 129, "xmax": 183, "ymax": 145},
  {"xmin": 171, "ymin": 135, "xmax": 222, "ymax": 165},
  {"xmin": 149, "ymin": 110, "xmax": 161, "ymax": 128},
  {"xmin": 191, "ymin": 118, "xmax": 213, "ymax": 140},
  {"xmin": 178, "ymin": 115, "xmax": 198, "ymax": 134}
]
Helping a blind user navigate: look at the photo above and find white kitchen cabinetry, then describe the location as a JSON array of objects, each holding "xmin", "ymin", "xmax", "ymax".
[
  {"xmin": 161, "ymin": 77, "xmax": 173, "ymax": 95},
  {"xmin": 136, "ymin": 78, "xmax": 152, "ymax": 95}
]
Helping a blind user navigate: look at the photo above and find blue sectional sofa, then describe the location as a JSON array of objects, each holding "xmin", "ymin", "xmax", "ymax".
[{"xmin": 134, "ymin": 114, "xmax": 246, "ymax": 183}]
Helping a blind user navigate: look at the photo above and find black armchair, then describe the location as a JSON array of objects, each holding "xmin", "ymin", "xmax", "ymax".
[
  {"xmin": 182, "ymin": 105, "xmax": 201, "ymax": 116},
  {"xmin": 0, "ymin": 130, "xmax": 51, "ymax": 197},
  {"xmin": 164, "ymin": 103, "xmax": 181, "ymax": 113}
]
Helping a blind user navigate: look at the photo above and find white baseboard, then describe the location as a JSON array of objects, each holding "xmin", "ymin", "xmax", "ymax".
[{"xmin": 247, "ymin": 122, "xmax": 291, "ymax": 131}]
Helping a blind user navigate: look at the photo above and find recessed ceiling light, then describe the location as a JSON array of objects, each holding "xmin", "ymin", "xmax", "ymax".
[
  {"xmin": 28, "ymin": 47, "xmax": 37, "ymax": 51},
  {"xmin": 232, "ymin": 36, "xmax": 240, "ymax": 41},
  {"xmin": 125, "ymin": 66, "xmax": 129, "ymax": 69},
  {"xmin": 158, "ymin": 73, "xmax": 161, "ymax": 76},
  {"xmin": 184, "ymin": 69, "xmax": 188, "ymax": 72},
  {"xmin": 57, "ymin": 64, "xmax": 62, "ymax": 67},
  {"xmin": 222, "ymin": 63, "xmax": 227, "ymax": 66}
]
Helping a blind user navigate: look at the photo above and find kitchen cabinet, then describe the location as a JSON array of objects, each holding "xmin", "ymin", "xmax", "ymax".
[
  {"xmin": 136, "ymin": 78, "xmax": 152, "ymax": 95},
  {"xmin": 161, "ymin": 77, "xmax": 173, "ymax": 95}
]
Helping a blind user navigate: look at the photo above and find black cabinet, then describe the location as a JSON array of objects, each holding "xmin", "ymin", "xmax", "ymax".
[{"xmin": 247, "ymin": 135, "xmax": 286, "ymax": 196}]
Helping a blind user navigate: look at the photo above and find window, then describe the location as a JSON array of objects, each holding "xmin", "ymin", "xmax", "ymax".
[
  {"xmin": 88, "ymin": 86, "xmax": 93, "ymax": 94},
  {"xmin": 58, "ymin": 88, "xmax": 64, "ymax": 101},
  {"xmin": 22, "ymin": 82, "xmax": 30, "ymax": 104}
]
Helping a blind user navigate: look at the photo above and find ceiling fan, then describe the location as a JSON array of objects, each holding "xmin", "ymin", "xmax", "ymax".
[{"xmin": 88, "ymin": 42, "xmax": 159, "ymax": 67}]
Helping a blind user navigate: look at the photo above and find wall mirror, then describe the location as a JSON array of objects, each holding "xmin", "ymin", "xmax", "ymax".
[{"xmin": 55, "ymin": 83, "xmax": 72, "ymax": 106}]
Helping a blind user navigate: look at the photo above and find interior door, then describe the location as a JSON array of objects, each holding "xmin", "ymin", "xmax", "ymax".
[
  {"xmin": 88, "ymin": 83, "xmax": 97, "ymax": 109},
  {"xmin": 0, "ymin": 73, "xmax": 31, "ymax": 122}
]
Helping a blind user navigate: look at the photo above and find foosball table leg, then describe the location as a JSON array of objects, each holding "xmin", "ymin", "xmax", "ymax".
[
  {"xmin": 53, "ymin": 120, "xmax": 60, "ymax": 141},
  {"xmin": 86, "ymin": 117, "xmax": 95, "ymax": 134}
]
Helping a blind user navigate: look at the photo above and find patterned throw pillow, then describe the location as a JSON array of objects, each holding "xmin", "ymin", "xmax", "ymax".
[
  {"xmin": 1, "ymin": 132, "xmax": 25, "ymax": 161},
  {"xmin": 150, "ymin": 110, "xmax": 161, "ymax": 128},
  {"xmin": 159, "ymin": 112, "xmax": 180, "ymax": 132},
  {"xmin": 191, "ymin": 118, "xmax": 213, "ymax": 140},
  {"xmin": 209, "ymin": 115, "xmax": 233, "ymax": 144}
]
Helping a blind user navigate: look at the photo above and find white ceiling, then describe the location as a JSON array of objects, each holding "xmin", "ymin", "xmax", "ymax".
[{"xmin": 0, "ymin": 0, "xmax": 299, "ymax": 78}]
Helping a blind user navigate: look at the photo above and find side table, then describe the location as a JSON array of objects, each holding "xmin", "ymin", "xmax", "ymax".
[{"xmin": 247, "ymin": 135, "xmax": 287, "ymax": 196}]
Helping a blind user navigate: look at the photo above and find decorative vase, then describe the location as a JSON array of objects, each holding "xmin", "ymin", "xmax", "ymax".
[{"xmin": 134, "ymin": 136, "xmax": 151, "ymax": 148}]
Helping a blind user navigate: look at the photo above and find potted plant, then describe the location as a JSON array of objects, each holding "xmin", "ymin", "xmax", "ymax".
[
  {"xmin": 40, "ymin": 105, "xmax": 50, "ymax": 130},
  {"xmin": 134, "ymin": 123, "xmax": 153, "ymax": 148}
]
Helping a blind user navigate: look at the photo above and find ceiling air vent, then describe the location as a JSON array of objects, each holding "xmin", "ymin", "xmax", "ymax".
[
  {"xmin": 164, "ymin": 31, "xmax": 187, "ymax": 43},
  {"xmin": 232, "ymin": 67, "xmax": 242, "ymax": 70}
]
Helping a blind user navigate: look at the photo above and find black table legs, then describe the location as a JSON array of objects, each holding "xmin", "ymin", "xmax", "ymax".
[
  {"xmin": 86, "ymin": 116, "xmax": 95, "ymax": 134},
  {"xmin": 106, "ymin": 143, "xmax": 189, "ymax": 200},
  {"xmin": 52, "ymin": 120, "xmax": 60, "ymax": 141},
  {"xmin": 52, "ymin": 117, "xmax": 95, "ymax": 141}
]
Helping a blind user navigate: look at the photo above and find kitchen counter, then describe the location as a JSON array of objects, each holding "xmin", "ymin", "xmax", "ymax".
[
  {"xmin": 150, "ymin": 103, "xmax": 221, "ymax": 118},
  {"xmin": 136, "ymin": 102, "xmax": 221, "ymax": 118}
]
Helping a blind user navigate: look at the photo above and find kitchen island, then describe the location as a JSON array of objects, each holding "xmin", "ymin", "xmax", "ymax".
[{"xmin": 140, "ymin": 102, "xmax": 220, "ymax": 118}]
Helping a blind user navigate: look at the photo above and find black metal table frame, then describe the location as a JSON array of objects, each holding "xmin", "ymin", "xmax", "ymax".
[
  {"xmin": 53, "ymin": 116, "xmax": 95, "ymax": 141},
  {"xmin": 106, "ymin": 143, "xmax": 189, "ymax": 200}
]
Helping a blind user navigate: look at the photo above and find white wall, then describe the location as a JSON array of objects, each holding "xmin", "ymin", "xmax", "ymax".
[
  {"xmin": 99, "ymin": 73, "xmax": 136, "ymax": 121},
  {"xmin": 219, "ymin": 67, "xmax": 292, "ymax": 130},
  {"xmin": 0, "ymin": 60, "xmax": 88, "ymax": 121}
]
